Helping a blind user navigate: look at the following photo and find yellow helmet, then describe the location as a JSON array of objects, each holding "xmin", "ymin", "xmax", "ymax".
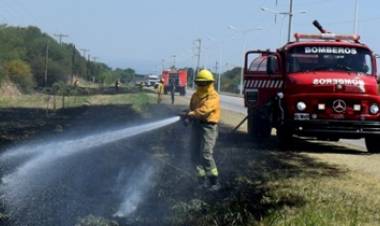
[{"xmin": 195, "ymin": 69, "xmax": 214, "ymax": 82}]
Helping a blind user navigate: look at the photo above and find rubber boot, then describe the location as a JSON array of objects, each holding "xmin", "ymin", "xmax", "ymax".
[
  {"xmin": 197, "ymin": 176, "xmax": 207, "ymax": 189},
  {"xmin": 208, "ymin": 176, "xmax": 221, "ymax": 191}
]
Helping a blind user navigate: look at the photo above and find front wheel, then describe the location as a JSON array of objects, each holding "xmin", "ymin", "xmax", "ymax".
[{"xmin": 365, "ymin": 136, "xmax": 380, "ymax": 153}]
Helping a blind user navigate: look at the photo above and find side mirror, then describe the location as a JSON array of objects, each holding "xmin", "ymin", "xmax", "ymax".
[
  {"xmin": 361, "ymin": 64, "xmax": 369, "ymax": 73},
  {"xmin": 267, "ymin": 55, "xmax": 277, "ymax": 75}
]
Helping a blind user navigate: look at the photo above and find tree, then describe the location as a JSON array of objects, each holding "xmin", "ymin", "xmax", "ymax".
[
  {"xmin": 220, "ymin": 67, "xmax": 241, "ymax": 93},
  {"xmin": 4, "ymin": 59, "xmax": 35, "ymax": 92}
]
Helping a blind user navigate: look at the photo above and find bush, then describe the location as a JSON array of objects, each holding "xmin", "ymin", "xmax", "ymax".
[
  {"xmin": 3, "ymin": 59, "xmax": 35, "ymax": 92},
  {"xmin": 221, "ymin": 67, "xmax": 241, "ymax": 93}
]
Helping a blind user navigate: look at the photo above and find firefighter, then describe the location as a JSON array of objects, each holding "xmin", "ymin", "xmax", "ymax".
[
  {"xmin": 186, "ymin": 69, "xmax": 221, "ymax": 191},
  {"xmin": 115, "ymin": 80, "xmax": 120, "ymax": 92},
  {"xmin": 169, "ymin": 78, "xmax": 176, "ymax": 104},
  {"xmin": 157, "ymin": 78, "xmax": 164, "ymax": 104}
]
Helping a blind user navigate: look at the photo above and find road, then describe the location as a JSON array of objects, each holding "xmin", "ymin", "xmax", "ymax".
[
  {"xmin": 186, "ymin": 89, "xmax": 246, "ymax": 114},
  {"xmin": 187, "ymin": 89, "xmax": 366, "ymax": 149}
]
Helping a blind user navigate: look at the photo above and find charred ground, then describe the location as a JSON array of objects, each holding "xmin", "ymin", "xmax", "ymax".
[{"xmin": 0, "ymin": 91, "xmax": 379, "ymax": 226}]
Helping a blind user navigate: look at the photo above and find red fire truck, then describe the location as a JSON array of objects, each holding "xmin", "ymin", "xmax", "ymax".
[
  {"xmin": 243, "ymin": 21, "xmax": 380, "ymax": 152},
  {"xmin": 161, "ymin": 68, "xmax": 187, "ymax": 96}
]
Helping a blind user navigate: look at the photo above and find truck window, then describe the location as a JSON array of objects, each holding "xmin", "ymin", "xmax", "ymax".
[
  {"xmin": 287, "ymin": 46, "xmax": 373, "ymax": 75},
  {"xmin": 248, "ymin": 55, "xmax": 279, "ymax": 73}
]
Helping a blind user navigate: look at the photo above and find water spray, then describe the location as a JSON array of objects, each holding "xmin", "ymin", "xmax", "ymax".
[{"xmin": 0, "ymin": 116, "xmax": 181, "ymax": 223}]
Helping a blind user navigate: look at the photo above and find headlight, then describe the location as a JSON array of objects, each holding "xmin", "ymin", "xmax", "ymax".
[
  {"xmin": 296, "ymin": 101, "xmax": 307, "ymax": 111},
  {"xmin": 369, "ymin": 103, "xmax": 379, "ymax": 114}
]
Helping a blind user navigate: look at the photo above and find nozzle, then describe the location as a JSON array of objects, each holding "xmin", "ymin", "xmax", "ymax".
[
  {"xmin": 178, "ymin": 110, "xmax": 191, "ymax": 126},
  {"xmin": 313, "ymin": 20, "xmax": 326, "ymax": 33}
]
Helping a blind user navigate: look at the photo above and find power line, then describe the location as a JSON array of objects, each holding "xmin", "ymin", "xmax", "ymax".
[
  {"xmin": 80, "ymin": 48, "xmax": 89, "ymax": 57},
  {"xmin": 1, "ymin": 0, "xmax": 41, "ymax": 26},
  {"xmin": 295, "ymin": 16, "xmax": 380, "ymax": 27},
  {"xmin": 54, "ymin": 33, "xmax": 69, "ymax": 45}
]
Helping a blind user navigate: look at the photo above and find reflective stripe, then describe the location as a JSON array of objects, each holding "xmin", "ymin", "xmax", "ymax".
[
  {"xmin": 245, "ymin": 80, "xmax": 284, "ymax": 89},
  {"xmin": 207, "ymin": 167, "xmax": 218, "ymax": 176},
  {"xmin": 270, "ymin": 80, "xmax": 275, "ymax": 88},
  {"xmin": 196, "ymin": 166, "xmax": 206, "ymax": 177}
]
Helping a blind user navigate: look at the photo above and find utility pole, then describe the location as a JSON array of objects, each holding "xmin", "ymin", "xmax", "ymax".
[
  {"xmin": 80, "ymin": 49, "xmax": 89, "ymax": 79},
  {"xmin": 161, "ymin": 59, "xmax": 165, "ymax": 71},
  {"xmin": 92, "ymin": 56, "xmax": 99, "ymax": 84},
  {"xmin": 87, "ymin": 54, "xmax": 94, "ymax": 82},
  {"xmin": 353, "ymin": 0, "xmax": 359, "ymax": 34},
  {"xmin": 44, "ymin": 40, "xmax": 49, "ymax": 86},
  {"xmin": 171, "ymin": 55, "xmax": 176, "ymax": 68},
  {"xmin": 80, "ymin": 48, "xmax": 89, "ymax": 57},
  {"xmin": 54, "ymin": 33, "xmax": 69, "ymax": 45},
  {"xmin": 193, "ymin": 38, "xmax": 202, "ymax": 89},
  {"xmin": 287, "ymin": 0, "xmax": 293, "ymax": 42},
  {"xmin": 71, "ymin": 45, "xmax": 76, "ymax": 84},
  {"xmin": 215, "ymin": 61, "xmax": 220, "ymax": 92}
]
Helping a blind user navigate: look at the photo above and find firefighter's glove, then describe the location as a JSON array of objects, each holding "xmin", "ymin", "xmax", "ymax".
[{"xmin": 179, "ymin": 110, "xmax": 191, "ymax": 126}]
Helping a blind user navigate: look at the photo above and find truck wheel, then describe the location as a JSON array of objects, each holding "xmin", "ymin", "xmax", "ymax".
[{"xmin": 365, "ymin": 136, "xmax": 380, "ymax": 153}]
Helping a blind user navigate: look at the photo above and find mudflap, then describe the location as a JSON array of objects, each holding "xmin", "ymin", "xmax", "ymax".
[
  {"xmin": 247, "ymin": 106, "xmax": 272, "ymax": 139},
  {"xmin": 277, "ymin": 125, "xmax": 294, "ymax": 149},
  {"xmin": 365, "ymin": 136, "xmax": 380, "ymax": 153}
]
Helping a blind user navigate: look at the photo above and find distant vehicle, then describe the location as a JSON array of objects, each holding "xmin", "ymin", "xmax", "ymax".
[
  {"xmin": 145, "ymin": 74, "xmax": 160, "ymax": 87},
  {"xmin": 243, "ymin": 20, "xmax": 380, "ymax": 153},
  {"xmin": 161, "ymin": 68, "xmax": 187, "ymax": 96}
]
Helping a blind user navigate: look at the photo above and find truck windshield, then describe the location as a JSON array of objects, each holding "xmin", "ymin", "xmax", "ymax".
[{"xmin": 287, "ymin": 46, "xmax": 373, "ymax": 75}]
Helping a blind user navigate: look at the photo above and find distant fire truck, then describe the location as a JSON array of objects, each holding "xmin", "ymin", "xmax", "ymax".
[
  {"xmin": 243, "ymin": 20, "xmax": 380, "ymax": 152},
  {"xmin": 161, "ymin": 68, "xmax": 187, "ymax": 96}
]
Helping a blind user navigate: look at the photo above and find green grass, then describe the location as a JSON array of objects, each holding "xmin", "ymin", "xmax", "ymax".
[
  {"xmin": 0, "ymin": 92, "xmax": 154, "ymax": 112},
  {"xmin": 260, "ymin": 173, "xmax": 380, "ymax": 226}
]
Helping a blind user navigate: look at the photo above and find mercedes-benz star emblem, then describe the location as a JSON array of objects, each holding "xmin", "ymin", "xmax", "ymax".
[{"xmin": 332, "ymin": 99, "xmax": 346, "ymax": 113}]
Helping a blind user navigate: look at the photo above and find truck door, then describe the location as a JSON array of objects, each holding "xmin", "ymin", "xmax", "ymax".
[{"xmin": 244, "ymin": 51, "xmax": 283, "ymax": 108}]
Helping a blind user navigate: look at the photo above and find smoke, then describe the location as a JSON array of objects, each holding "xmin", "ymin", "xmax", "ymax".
[
  {"xmin": 113, "ymin": 163, "xmax": 156, "ymax": 217},
  {"xmin": 0, "ymin": 116, "xmax": 180, "ymax": 224}
]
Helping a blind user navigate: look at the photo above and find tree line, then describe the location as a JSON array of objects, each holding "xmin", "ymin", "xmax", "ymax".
[{"xmin": 0, "ymin": 25, "xmax": 135, "ymax": 93}]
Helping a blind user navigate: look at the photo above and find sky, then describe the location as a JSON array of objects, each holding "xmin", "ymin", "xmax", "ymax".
[{"xmin": 0, "ymin": 0, "xmax": 379, "ymax": 74}]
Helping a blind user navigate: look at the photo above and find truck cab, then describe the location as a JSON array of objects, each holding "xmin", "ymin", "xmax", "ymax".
[{"xmin": 244, "ymin": 23, "xmax": 380, "ymax": 152}]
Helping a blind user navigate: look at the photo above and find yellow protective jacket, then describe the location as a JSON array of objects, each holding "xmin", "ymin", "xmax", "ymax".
[
  {"xmin": 157, "ymin": 83, "xmax": 164, "ymax": 94},
  {"xmin": 189, "ymin": 85, "xmax": 220, "ymax": 123}
]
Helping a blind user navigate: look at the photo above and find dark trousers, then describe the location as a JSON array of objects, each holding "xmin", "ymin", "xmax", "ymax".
[{"xmin": 190, "ymin": 120, "xmax": 218, "ymax": 179}]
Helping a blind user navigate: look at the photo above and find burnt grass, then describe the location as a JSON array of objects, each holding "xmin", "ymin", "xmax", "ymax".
[{"xmin": 0, "ymin": 96, "xmax": 349, "ymax": 226}]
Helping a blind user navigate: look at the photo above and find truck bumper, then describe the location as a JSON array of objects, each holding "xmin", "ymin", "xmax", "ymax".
[{"xmin": 290, "ymin": 119, "xmax": 380, "ymax": 139}]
